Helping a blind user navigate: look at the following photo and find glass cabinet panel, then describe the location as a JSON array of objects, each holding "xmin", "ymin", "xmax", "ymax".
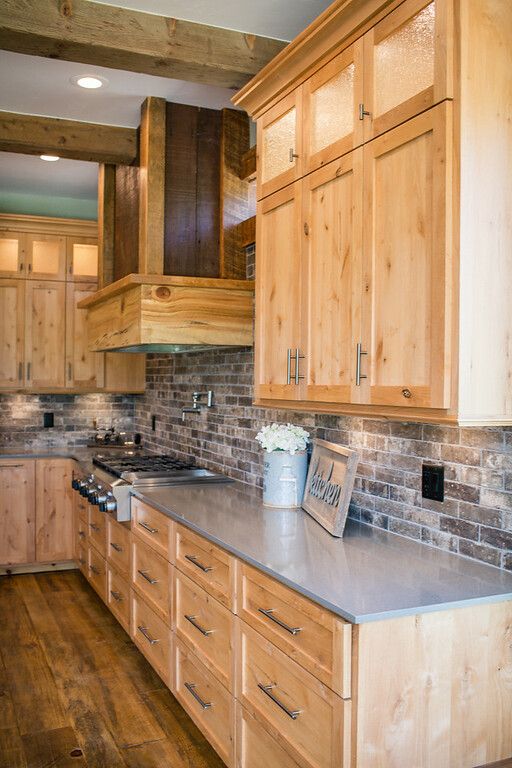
[
  {"xmin": 67, "ymin": 237, "xmax": 98, "ymax": 281},
  {"xmin": 28, "ymin": 235, "xmax": 66, "ymax": 280},
  {"xmin": 262, "ymin": 108, "xmax": 296, "ymax": 183},
  {"xmin": 0, "ymin": 233, "xmax": 26, "ymax": 276}
]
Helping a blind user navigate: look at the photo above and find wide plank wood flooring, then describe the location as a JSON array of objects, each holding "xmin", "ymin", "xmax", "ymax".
[{"xmin": 0, "ymin": 570, "xmax": 225, "ymax": 768}]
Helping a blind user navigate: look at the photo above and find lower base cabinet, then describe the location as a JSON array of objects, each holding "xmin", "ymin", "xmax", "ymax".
[
  {"xmin": 131, "ymin": 589, "xmax": 172, "ymax": 686},
  {"xmin": 236, "ymin": 703, "xmax": 301, "ymax": 768},
  {"xmin": 107, "ymin": 564, "xmax": 130, "ymax": 632},
  {"xmin": 87, "ymin": 543, "xmax": 107, "ymax": 601}
]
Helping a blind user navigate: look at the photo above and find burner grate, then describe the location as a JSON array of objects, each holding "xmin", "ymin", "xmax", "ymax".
[{"xmin": 93, "ymin": 453, "xmax": 196, "ymax": 478}]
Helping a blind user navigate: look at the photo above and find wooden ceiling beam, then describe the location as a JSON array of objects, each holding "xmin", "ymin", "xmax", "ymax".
[
  {"xmin": 0, "ymin": 111, "xmax": 138, "ymax": 164},
  {"xmin": 0, "ymin": 0, "xmax": 287, "ymax": 90}
]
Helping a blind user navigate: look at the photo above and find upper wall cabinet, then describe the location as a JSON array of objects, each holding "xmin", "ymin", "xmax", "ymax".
[
  {"xmin": 67, "ymin": 237, "xmax": 99, "ymax": 282},
  {"xmin": 27, "ymin": 234, "xmax": 67, "ymax": 280},
  {"xmin": 0, "ymin": 232, "xmax": 26, "ymax": 277},
  {"xmin": 234, "ymin": 0, "xmax": 512, "ymax": 425},
  {"xmin": 257, "ymin": 91, "xmax": 303, "ymax": 200}
]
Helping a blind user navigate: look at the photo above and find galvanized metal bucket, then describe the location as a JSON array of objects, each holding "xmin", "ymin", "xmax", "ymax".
[{"xmin": 262, "ymin": 450, "xmax": 308, "ymax": 508}]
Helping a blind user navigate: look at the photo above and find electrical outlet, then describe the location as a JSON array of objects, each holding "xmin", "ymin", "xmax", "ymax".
[
  {"xmin": 43, "ymin": 412, "xmax": 54, "ymax": 428},
  {"xmin": 151, "ymin": 414, "xmax": 156, "ymax": 431},
  {"xmin": 422, "ymin": 464, "xmax": 444, "ymax": 502}
]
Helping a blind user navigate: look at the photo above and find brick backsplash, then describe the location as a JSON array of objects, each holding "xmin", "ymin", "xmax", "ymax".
[
  {"xmin": 134, "ymin": 349, "xmax": 512, "ymax": 570},
  {"xmin": 0, "ymin": 393, "xmax": 136, "ymax": 448}
]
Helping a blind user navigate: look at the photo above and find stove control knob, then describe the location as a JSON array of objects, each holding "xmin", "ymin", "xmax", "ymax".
[
  {"xmin": 99, "ymin": 492, "xmax": 117, "ymax": 513},
  {"xmin": 79, "ymin": 474, "xmax": 95, "ymax": 497},
  {"xmin": 95, "ymin": 490, "xmax": 108, "ymax": 506},
  {"xmin": 71, "ymin": 478, "xmax": 80, "ymax": 491},
  {"xmin": 88, "ymin": 483, "xmax": 103, "ymax": 503}
]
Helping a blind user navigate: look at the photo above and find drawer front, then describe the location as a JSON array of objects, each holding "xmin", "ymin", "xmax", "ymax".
[
  {"xmin": 131, "ymin": 497, "xmax": 173, "ymax": 561},
  {"xmin": 107, "ymin": 518, "xmax": 131, "ymax": 577},
  {"xmin": 238, "ymin": 563, "xmax": 351, "ymax": 697},
  {"xmin": 76, "ymin": 494, "xmax": 87, "ymax": 523},
  {"xmin": 174, "ymin": 638, "xmax": 234, "ymax": 767},
  {"xmin": 77, "ymin": 543, "xmax": 87, "ymax": 574},
  {"xmin": 236, "ymin": 702, "xmax": 300, "ymax": 768},
  {"xmin": 107, "ymin": 565, "xmax": 130, "ymax": 632},
  {"xmin": 132, "ymin": 535, "xmax": 172, "ymax": 624},
  {"xmin": 175, "ymin": 523, "xmax": 235, "ymax": 609},
  {"xmin": 237, "ymin": 620, "xmax": 351, "ymax": 768},
  {"xmin": 175, "ymin": 569, "xmax": 234, "ymax": 692},
  {"xmin": 131, "ymin": 590, "xmax": 171, "ymax": 685},
  {"xmin": 88, "ymin": 505, "xmax": 107, "ymax": 558},
  {"xmin": 87, "ymin": 545, "xmax": 107, "ymax": 602},
  {"xmin": 75, "ymin": 514, "xmax": 88, "ymax": 556}
]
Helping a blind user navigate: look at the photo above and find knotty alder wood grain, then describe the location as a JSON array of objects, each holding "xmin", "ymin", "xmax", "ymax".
[
  {"xmin": 0, "ymin": 111, "xmax": 137, "ymax": 164},
  {"xmin": 0, "ymin": 571, "xmax": 224, "ymax": 768},
  {"xmin": 0, "ymin": 0, "xmax": 286, "ymax": 90}
]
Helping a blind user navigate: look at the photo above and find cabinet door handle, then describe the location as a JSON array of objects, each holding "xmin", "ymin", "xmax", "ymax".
[
  {"xmin": 258, "ymin": 608, "xmax": 302, "ymax": 636},
  {"xmin": 26, "ymin": 362, "xmax": 31, "ymax": 381},
  {"xmin": 138, "ymin": 569, "xmax": 158, "ymax": 585},
  {"xmin": 355, "ymin": 342, "xmax": 367, "ymax": 386},
  {"xmin": 138, "ymin": 520, "xmax": 158, "ymax": 535},
  {"xmin": 184, "ymin": 554, "xmax": 213, "ymax": 573},
  {"xmin": 185, "ymin": 614, "xmax": 213, "ymax": 637},
  {"xmin": 68, "ymin": 362, "xmax": 72, "ymax": 381},
  {"xmin": 110, "ymin": 590, "xmax": 123, "ymax": 602},
  {"xmin": 78, "ymin": 530, "xmax": 85, "ymax": 539},
  {"xmin": 19, "ymin": 262, "xmax": 24, "ymax": 272},
  {"xmin": 28, "ymin": 263, "xmax": 32, "ymax": 273},
  {"xmin": 137, "ymin": 625, "xmax": 159, "ymax": 645},
  {"xmin": 89, "ymin": 523, "xmax": 100, "ymax": 532},
  {"xmin": 89, "ymin": 564, "xmax": 100, "ymax": 575},
  {"xmin": 110, "ymin": 542, "xmax": 123, "ymax": 552},
  {"xmin": 184, "ymin": 682, "xmax": 212, "ymax": 710},
  {"xmin": 18, "ymin": 362, "xmax": 23, "ymax": 381},
  {"xmin": 289, "ymin": 148, "xmax": 299, "ymax": 163},
  {"xmin": 358, "ymin": 103, "xmax": 371, "ymax": 120},
  {"xmin": 258, "ymin": 683, "xmax": 301, "ymax": 720},
  {"xmin": 286, "ymin": 348, "xmax": 292, "ymax": 384},
  {"xmin": 294, "ymin": 348, "xmax": 304, "ymax": 385}
]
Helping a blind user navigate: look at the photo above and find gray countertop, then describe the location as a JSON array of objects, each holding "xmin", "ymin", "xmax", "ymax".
[{"xmin": 134, "ymin": 481, "xmax": 512, "ymax": 624}]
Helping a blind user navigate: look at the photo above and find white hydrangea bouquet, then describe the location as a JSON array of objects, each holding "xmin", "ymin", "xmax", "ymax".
[
  {"xmin": 256, "ymin": 423, "xmax": 310, "ymax": 508},
  {"xmin": 255, "ymin": 422, "xmax": 310, "ymax": 454}
]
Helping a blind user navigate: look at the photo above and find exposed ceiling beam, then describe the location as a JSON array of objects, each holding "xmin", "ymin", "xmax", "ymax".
[
  {"xmin": 0, "ymin": 111, "xmax": 138, "ymax": 164},
  {"xmin": 0, "ymin": 0, "xmax": 287, "ymax": 90}
]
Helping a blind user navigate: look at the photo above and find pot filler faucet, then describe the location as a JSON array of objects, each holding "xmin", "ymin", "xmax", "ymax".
[{"xmin": 182, "ymin": 390, "xmax": 214, "ymax": 421}]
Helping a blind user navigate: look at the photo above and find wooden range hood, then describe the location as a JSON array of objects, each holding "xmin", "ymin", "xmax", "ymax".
[{"xmin": 81, "ymin": 97, "xmax": 255, "ymax": 353}]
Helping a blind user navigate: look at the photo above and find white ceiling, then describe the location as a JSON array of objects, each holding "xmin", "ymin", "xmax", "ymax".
[{"xmin": 0, "ymin": 0, "xmax": 332, "ymax": 205}]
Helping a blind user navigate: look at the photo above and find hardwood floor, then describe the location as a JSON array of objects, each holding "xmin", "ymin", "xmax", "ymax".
[{"xmin": 0, "ymin": 570, "xmax": 225, "ymax": 768}]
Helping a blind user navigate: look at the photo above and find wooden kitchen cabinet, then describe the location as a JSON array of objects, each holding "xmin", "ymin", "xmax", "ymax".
[
  {"xmin": 0, "ymin": 459, "xmax": 35, "ymax": 566},
  {"xmin": 235, "ymin": 0, "xmax": 512, "ymax": 425},
  {"xmin": 35, "ymin": 458, "xmax": 74, "ymax": 562},
  {"xmin": 0, "ymin": 231, "xmax": 26, "ymax": 277},
  {"xmin": 24, "ymin": 280, "xmax": 66, "ymax": 389},
  {"xmin": 257, "ymin": 91, "xmax": 302, "ymax": 200},
  {"xmin": 26, "ymin": 234, "xmax": 66, "ymax": 280},
  {"xmin": 66, "ymin": 282, "xmax": 105, "ymax": 389},
  {"xmin": 66, "ymin": 236, "xmax": 99, "ymax": 282},
  {"xmin": 0, "ymin": 279, "xmax": 24, "ymax": 389}
]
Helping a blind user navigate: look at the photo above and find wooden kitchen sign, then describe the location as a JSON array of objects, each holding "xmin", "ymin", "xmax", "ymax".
[{"xmin": 302, "ymin": 439, "xmax": 359, "ymax": 537}]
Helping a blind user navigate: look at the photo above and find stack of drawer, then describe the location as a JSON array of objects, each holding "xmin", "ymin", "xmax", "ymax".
[
  {"xmin": 73, "ymin": 491, "xmax": 88, "ymax": 573},
  {"xmin": 130, "ymin": 497, "xmax": 173, "ymax": 684},
  {"xmin": 106, "ymin": 517, "xmax": 131, "ymax": 632},
  {"xmin": 86, "ymin": 502, "xmax": 108, "ymax": 599}
]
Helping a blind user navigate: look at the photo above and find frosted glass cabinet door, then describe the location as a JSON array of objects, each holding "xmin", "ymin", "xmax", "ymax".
[
  {"xmin": 26, "ymin": 234, "xmax": 66, "ymax": 280},
  {"xmin": 257, "ymin": 90, "xmax": 302, "ymax": 200},
  {"xmin": 66, "ymin": 236, "xmax": 99, "ymax": 281},
  {"xmin": 302, "ymin": 41, "xmax": 364, "ymax": 174},
  {"xmin": 0, "ymin": 232, "xmax": 27, "ymax": 277},
  {"xmin": 362, "ymin": 0, "xmax": 452, "ymax": 140}
]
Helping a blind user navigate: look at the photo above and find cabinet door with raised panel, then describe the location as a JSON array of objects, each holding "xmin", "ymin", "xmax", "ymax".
[
  {"xmin": 255, "ymin": 183, "xmax": 303, "ymax": 402},
  {"xmin": 26, "ymin": 234, "xmax": 66, "ymax": 280},
  {"xmin": 66, "ymin": 236, "xmax": 98, "ymax": 282},
  {"xmin": 0, "ymin": 231, "xmax": 26, "ymax": 277},
  {"xmin": 0, "ymin": 459, "xmax": 35, "ymax": 565},
  {"xmin": 66, "ymin": 282, "xmax": 104, "ymax": 390},
  {"xmin": 361, "ymin": 103, "xmax": 452, "ymax": 410},
  {"xmin": 302, "ymin": 40, "xmax": 364, "ymax": 174},
  {"xmin": 25, "ymin": 281, "xmax": 66, "ymax": 389},
  {"xmin": 302, "ymin": 151, "xmax": 363, "ymax": 405},
  {"xmin": 0, "ymin": 279, "xmax": 24, "ymax": 389},
  {"xmin": 35, "ymin": 459, "xmax": 74, "ymax": 562},
  {"xmin": 362, "ymin": 0, "xmax": 452, "ymax": 141},
  {"xmin": 257, "ymin": 90, "xmax": 302, "ymax": 200}
]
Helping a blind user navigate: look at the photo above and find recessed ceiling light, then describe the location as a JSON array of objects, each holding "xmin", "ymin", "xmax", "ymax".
[
  {"xmin": 71, "ymin": 74, "xmax": 108, "ymax": 90},
  {"xmin": 40, "ymin": 155, "xmax": 60, "ymax": 162}
]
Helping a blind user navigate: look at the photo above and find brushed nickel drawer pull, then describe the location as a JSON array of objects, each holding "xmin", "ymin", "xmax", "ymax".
[
  {"xmin": 258, "ymin": 683, "xmax": 301, "ymax": 720},
  {"xmin": 185, "ymin": 614, "xmax": 213, "ymax": 637},
  {"xmin": 138, "ymin": 569, "xmax": 158, "ymax": 585},
  {"xmin": 139, "ymin": 520, "xmax": 158, "ymax": 534},
  {"xmin": 184, "ymin": 682, "xmax": 212, "ymax": 710},
  {"xmin": 89, "ymin": 564, "xmax": 100, "ymax": 575},
  {"xmin": 89, "ymin": 523, "xmax": 100, "ymax": 532},
  {"xmin": 355, "ymin": 342, "xmax": 368, "ymax": 386},
  {"xmin": 184, "ymin": 554, "xmax": 213, "ymax": 573},
  {"xmin": 110, "ymin": 542, "xmax": 123, "ymax": 552},
  {"xmin": 137, "ymin": 625, "xmax": 159, "ymax": 645},
  {"xmin": 78, "ymin": 530, "xmax": 85, "ymax": 538},
  {"xmin": 79, "ymin": 557, "xmax": 85, "ymax": 566},
  {"xmin": 286, "ymin": 348, "xmax": 292, "ymax": 384},
  {"xmin": 258, "ymin": 608, "xmax": 302, "ymax": 636},
  {"xmin": 110, "ymin": 590, "xmax": 123, "ymax": 602}
]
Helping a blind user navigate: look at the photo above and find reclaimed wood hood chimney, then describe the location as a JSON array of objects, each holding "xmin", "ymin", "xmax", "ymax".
[{"xmin": 79, "ymin": 97, "xmax": 254, "ymax": 353}]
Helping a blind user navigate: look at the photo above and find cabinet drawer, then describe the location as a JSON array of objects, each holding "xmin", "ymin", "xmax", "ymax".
[
  {"xmin": 131, "ymin": 590, "xmax": 171, "ymax": 686},
  {"xmin": 131, "ymin": 497, "xmax": 173, "ymax": 561},
  {"xmin": 75, "ymin": 514, "xmax": 88, "ymax": 552},
  {"xmin": 77, "ymin": 543, "xmax": 87, "ymax": 575},
  {"xmin": 238, "ymin": 563, "xmax": 351, "ymax": 697},
  {"xmin": 107, "ymin": 565, "xmax": 130, "ymax": 632},
  {"xmin": 174, "ymin": 638, "xmax": 234, "ymax": 767},
  {"xmin": 132, "ymin": 535, "xmax": 172, "ymax": 624},
  {"xmin": 88, "ymin": 505, "xmax": 106, "ymax": 558},
  {"xmin": 175, "ymin": 523, "xmax": 236, "ymax": 610},
  {"xmin": 76, "ymin": 495, "xmax": 87, "ymax": 523},
  {"xmin": 236, "ymin": 702, "xmax": 300, "ymax": 768},
  {"xmin": 236, "ymin": 620, "xmax": 351, "ymax": 768},
  {"xmin": 107, "ymin": 518, "xmax": 130, "ymax": 577},
  {"xmin": 175, "ymin": 569, "xmax": 234, "ymax": 692},
  {"xmin": 87, "ymin": 545, "xmax": 107, "ymax": 602}
]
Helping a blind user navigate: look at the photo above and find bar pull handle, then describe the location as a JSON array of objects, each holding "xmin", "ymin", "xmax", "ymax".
[
  {"xmin": 289, "ymin": 148, "xmax": 299, "ymax": 163},
  {"xmin": 359, "ymin": 103, "xmax": 371, "ymax": 120},
  {"xmin": 356, "ymin": 342, "xmax": 367, "ymax": 386},
  {"xmin": 294, "ymin": 348, "xmax": 304, "ymax": 385},
  {"xmin": 18, "ymin": 362, "xmax": 23, "ymax": 381},
  {"xmin": 110, "ymin": 542, "xmax": 123, "ymax": 552},
  {"xmin": 138, "ymin": 569, "xmax": 158, "ymax": 585},
  {"xmin": 138, "ymin": 520, "xmax": 158, "ymax": 535},
  {"xmin": 185, "ymin": 614, "xmax": 213, "ymax": 637},
  {"xmin": 89, "ymin": 564, "xmax": 100, "ymax": 575},
  {"xmin": 110, "ymin": 590, "xmax": 123, "ymax": 602},
  {"xmin": 137, "ymin": 625, "xmax": 159, "ymax": 645},
  {"xmin": 286, "ymin": 348, "xmax": 292, "ymax": 385},
  {"xmin": 184, "ymin": 682, "xmax": 212, "ymax": 710},
  {"xmin": 184, "ymin": 554, "xmax": 213, "ymax": 573},
  {"xmin": 26, "ymin": 362, "xmax": 31, "ymax": 381},
  {"xmin": 89, "ymin": 523, "xmax": 100, "ymax": 532},
  {"xmin": 258, "ymin": 683, "xmax": 301, "ymax": 720},
  {"xmin": 68, "ymin": 362, "xmax": 72, "ymax": 381},
  {"xmin": 258, "ymin": 608, "xmax": 302, "ymax": 636}
]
